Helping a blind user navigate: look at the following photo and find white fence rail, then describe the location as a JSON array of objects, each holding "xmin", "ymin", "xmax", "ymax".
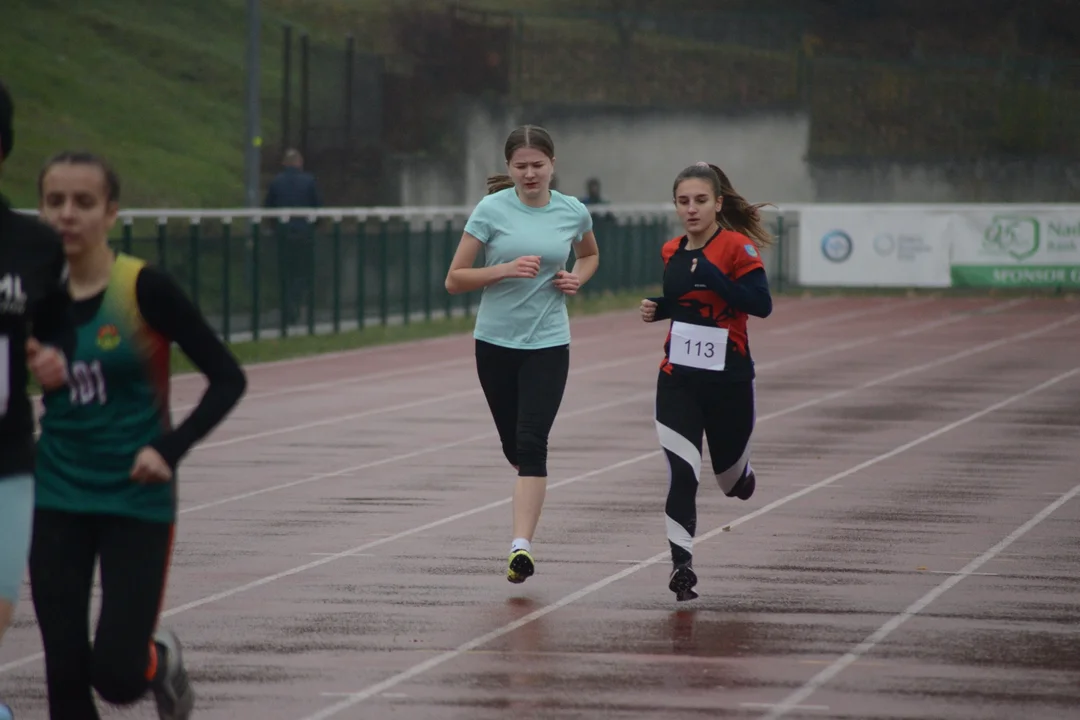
[{"xmin": 19, "ymin": 201, "xmax": 1080, "ymax": 292}]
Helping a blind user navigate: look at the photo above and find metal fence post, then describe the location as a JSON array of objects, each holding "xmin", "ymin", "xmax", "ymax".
[
  {"xmin": 156, "ymin": 219, "xmax": 168, "ymax": 270},
  {"xmin": 356, "ymin": 219, "xmax": 367, "ymax": 329},
  {"xmin": 188, "ymin": 218, "xmax": 200, "ymax": 309},
  {"xmin": 423, "ymin": 220, "xmax": 433, "ymax": 322},
  {"xmin": 402, "ymin": 219, "xmax": 412, "ymax": 325},
  {"xmin": 378, "ymin": 217, "xmax": 389, "ymax": 327},
  {"xmin": 332, "ymin": 217, "xmax": 342, "ymax": 333},
  {"xmin": 276, "ymin": 220, "xmax": 288, "ymax": 338},
  {"xmin": 776, "ymin": 214, "xmax": 786, "ymax": 293},
  {"xmin": 306, "ymin": 218, "xmax": 316, "ymax": 335},
  {"xmin": 442, "ymin": 219, "xmax": 453, "ymax": 319},
  {"xmin": 250, "ymin": 219, "xmax": 261, "ymax": 342},
  {"xmin": 221, "ymin": 218, "xmax": 232, "ymax": 343},
  {"xmin": 122, "ymin": 219, "xmax": 134, "ymax": 255}
]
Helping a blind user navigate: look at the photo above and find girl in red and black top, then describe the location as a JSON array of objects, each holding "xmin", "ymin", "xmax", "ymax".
[{"xmin": 640, "ymin": 162, "xmax": 773, "ymax": 602}]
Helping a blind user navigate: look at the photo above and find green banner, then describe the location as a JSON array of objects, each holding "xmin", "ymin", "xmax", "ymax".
[{"xmin": 951, "ymin": 264, "xmax": 1080, "ymax": 288}]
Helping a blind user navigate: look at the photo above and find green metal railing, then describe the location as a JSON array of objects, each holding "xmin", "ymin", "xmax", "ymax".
[
  {"xmin": 15, "ymin": 202, "xmax": 792, "ymax": 344},
  {"xmin": 98, "ymin": 203, "xmax": 762, "ymax": 344}
]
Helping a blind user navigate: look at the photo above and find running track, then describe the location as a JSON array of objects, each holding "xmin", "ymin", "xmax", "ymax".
[{"xmin": 2, "ymin": 294, "xmax": 1079, "ymax": 720}]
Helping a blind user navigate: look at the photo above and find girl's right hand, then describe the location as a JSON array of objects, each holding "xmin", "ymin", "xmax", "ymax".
[
  {"xmin": 504, "ymin": 255, "xmax": 541, "ymax": 279},
  {"xmin": 26, "ymin": 338, "xmax": 69, "ymax": 390},
  {"xmin": 640, "ymin": 299, "xmax": 658, "ymax": 322}
]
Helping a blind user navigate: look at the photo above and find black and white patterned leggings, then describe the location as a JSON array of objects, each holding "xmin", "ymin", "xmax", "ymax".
[{"xmin": 654, "ymin": 369, "xmax": 756, "ymax": 567}]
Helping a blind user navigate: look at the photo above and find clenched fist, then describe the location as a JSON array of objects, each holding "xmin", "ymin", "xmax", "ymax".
[
  {"xmin": 504, "ymin": 255, "xmax": 541, "ymax": 279},
  {"xmin": 26, "ymin": 338, "xmax": 68, "ymax": 390},
  {"xmin": 553, "ymin": 270, "xmax": 580, "ymax": 295},
  {"xmin": 640, "ymin": 298, "xmax": 658, "ymax": 322},
  {"xmin": 130, "ymin": 447, "xmax": 173, "ymax": 483}
]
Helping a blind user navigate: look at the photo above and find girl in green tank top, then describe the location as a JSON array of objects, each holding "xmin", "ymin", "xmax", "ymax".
[{"xmin": 28, "ymin": 152, "xmax": 247, "ymax": 720}]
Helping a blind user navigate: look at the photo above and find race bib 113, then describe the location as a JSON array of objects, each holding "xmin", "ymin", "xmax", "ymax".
[{"xmin": 669, "ymin": 321, "xmax": 727, "ymax": 371}]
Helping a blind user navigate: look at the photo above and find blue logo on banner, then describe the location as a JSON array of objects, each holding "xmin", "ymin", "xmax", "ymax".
[{"xmin": 821, "ymin": 230, "xmax": 854, "ymax": 263}]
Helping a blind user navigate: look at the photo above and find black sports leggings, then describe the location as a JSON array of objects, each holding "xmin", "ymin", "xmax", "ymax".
[
  {"xmin": 655, "ymin": 370, "xmax": 756, "ymax": 566},
  {"xmin": 475, "ymin": 340, "xmax": 570, "ymax": 478},
  {"xmin": 28, "ymin": 509, "xmax": 173, "ymax": 719}
]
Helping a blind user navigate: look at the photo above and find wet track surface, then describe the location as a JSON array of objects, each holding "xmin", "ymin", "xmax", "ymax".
[{"xmin": 2, "ymin": 295, "xmax": 1079, "ymax": 719}]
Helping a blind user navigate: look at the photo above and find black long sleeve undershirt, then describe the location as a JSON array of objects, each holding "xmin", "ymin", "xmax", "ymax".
[
  {"xmin": 30, "ymin": 245, "xmax": 76, "ymax": 362},
  {"xmin": 649, "ymin": 267, "xmax": 773, "ymax": 321},
  {"xmin": 135, "ymin": 266, "xmax": 247, "ymax": 468}
]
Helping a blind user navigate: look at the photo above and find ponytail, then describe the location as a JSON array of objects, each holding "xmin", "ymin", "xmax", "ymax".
[
  {"xmin": 486, "ymin": 173, "xmax": 514, "ymax": 195},
  {"xmin": 706, "ymin": 163, "xmax": 773, "ymax": 250},
  {"xmin": 674, "ymin": 162, "xmax": 774, "ymax": 250}
]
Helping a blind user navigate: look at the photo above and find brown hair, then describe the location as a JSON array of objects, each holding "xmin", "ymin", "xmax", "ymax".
[
  {"xmin": 672, "ymin": 162, "xmax": 773, "ymax": 249},
  {"xmin": 37, "ymin": 150, "xmax": 121, "ymax": 203},
  {"xmin": 486, "ymin": 124, "xmax": 556, "ymax": 195}
]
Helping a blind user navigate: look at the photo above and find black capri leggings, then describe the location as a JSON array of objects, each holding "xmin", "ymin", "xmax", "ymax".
[
  {"xmin": 654, "ymin": 370, "xmax": 756, "ymax": 567},
  {"xmin": 475, "ymin": 339, "xmax": 570, "ymax": 478},
  {"xmin": 29, "ymin": 508, "xmax": 173, "ymax": 719}
]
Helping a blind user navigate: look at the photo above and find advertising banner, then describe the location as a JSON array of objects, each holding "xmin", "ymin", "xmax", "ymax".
[
  {"xmin": 797, "ymin": 206, "xmax": 952, "ymax": 287},
  {"xmin": 947, "ymin": 208, "xmax": 1080, "ymax": 289}
]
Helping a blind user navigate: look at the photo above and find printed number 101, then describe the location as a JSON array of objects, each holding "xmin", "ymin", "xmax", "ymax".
[{"xmin": 683, "ymin": 339, "xmax": 715, "ymax": 358}]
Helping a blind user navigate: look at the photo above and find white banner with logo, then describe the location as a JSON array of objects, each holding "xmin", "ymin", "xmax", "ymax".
[
  {"xmin": 946, "ymin": 208, "xmax": 1080, "ymax": 288},
  {"xmin": 797, "ymin": 206, "xmax": 952, "ymax": 287}
]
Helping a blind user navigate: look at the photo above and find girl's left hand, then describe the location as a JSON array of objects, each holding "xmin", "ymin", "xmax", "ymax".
[
  {"xmin": 130, "ymin": 447, "xmax": 173, "ymax": 483},
  {"xmin": 553, "ymin": 270, "xmax": 580, "ymax": 295}
]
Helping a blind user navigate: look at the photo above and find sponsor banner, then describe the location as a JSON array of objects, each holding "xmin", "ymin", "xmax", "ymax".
[
  {"xmin": 798, "ymin": 207, "xmax": 952, "ymax": 287},
  {"xmin": 946, "ymin": 208, "xmax": 1080, "ymax": 288},
  {"xmin": 951, "ymin": 265, "xmax": 1080, "ymax": 288}
]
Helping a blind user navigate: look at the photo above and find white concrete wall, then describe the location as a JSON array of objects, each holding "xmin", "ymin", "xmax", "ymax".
[{"xmin": 395, "ymin": 101, "xmax": 1080, "ymax": 207}]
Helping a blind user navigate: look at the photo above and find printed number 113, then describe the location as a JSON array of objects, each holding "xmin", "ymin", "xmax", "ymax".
[{"xmin": 684, "ymin": 339, "xmax": 715, "ymax": 358}]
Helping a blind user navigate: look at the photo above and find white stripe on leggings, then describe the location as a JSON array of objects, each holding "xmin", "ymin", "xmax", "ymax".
[
  {"xmin": 666, "ymin": 514, "xmax": 693, "ymax": 553},
  {"xmin": 655, "ymin": 420, "xmax": 701, "ymax": 484}
]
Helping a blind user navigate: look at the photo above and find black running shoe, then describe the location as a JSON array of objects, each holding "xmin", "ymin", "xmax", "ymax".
[
  {"xmin": 729, "ymin": 469, "xmax": 756, "ymax": 501},
  {"xmin": 668, "ymin": 563, "xmax": 698, "ymax": 602},
  {"xmin": 507, "ymin": 549, "xmax": 535, "ymax": 584}
]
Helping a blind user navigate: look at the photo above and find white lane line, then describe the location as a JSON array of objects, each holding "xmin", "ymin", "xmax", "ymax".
[
  {"xmin": 892, "ymin": 297, "xmax": 1027, "ymax": 336},
  {"xmin": 179, "ymin": 394, "xmax": 653, "ymax": 514},
  {"xmin": 179, "ymin": 330, "xmax": 877, "ymax": 515},
  {"xmin": 89, "ymin": 328, "xmax": 1080, "ymax": 607},
  {"xmin": 179, "ymin": 304, "xmax": 1063, "ymax": 511},
  {"xmin": 188, "ymin": 299, "xmax": 1035, "ymax": 451},
  {"xmin": 165, "ymin": 295, "xmax": 825, "ymax": 391},
  {"xmin": 170, "ymin": 321, "xmax": 662, "ymax": 407},
  {"xmin": 0, "ymin": 312, "xmax": 1065, "ymax": 677},
  {"xmin": 926, "ymin": 570, "xmax": 1000, "ymax": 576},
  {"xmin": 181, "ymin": 294, "xmax": 851, "ymax": 379},
  {"xmin": 758, "ymin": 481, "xmax": 1080, "ymax": 720},
  {"xmin": 296, "ymin": 367, "xmax": 1080, "ymax": 720},
  {"xmin": 173, "ymin": 307, "xmax": 650, "ymax": 378},
  {"xmin": 753, "ymin": 314, "xmax": 1079, "ymax": 420},
  {"xmin": 192, "ymin": 355, "xmax": 654, "ymax": 451},
  {"xmin": 168, "ymin": 296, "xmax": 1013, "ymax": 411},
  {"xmin": 766, "ymin": 297, "xmax": 938, "ymax": 336},
  {"xmin": 28, "ymin": 297, "xmax": 1020, "ymax": 416}
]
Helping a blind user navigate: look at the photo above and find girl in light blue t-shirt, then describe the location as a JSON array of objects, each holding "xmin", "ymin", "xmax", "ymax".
[{"xmin": 445, "ymin": 124, "xmax": 600, "ymax": 585}]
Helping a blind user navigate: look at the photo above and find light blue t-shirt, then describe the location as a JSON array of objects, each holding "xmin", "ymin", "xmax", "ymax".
[{"xmin": 464, "ymin": 188, "xmax": 594, "ymax": 349}]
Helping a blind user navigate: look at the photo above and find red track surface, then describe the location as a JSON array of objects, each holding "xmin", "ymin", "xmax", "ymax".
[{"xmin": 2, "ymin": 295, "xmax": 1079, "ymax": 719}]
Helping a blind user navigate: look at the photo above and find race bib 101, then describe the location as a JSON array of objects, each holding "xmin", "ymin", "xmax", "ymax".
[{"xmin": 669, "ymin": 321, "xmax": 727, "ymax": 371}]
